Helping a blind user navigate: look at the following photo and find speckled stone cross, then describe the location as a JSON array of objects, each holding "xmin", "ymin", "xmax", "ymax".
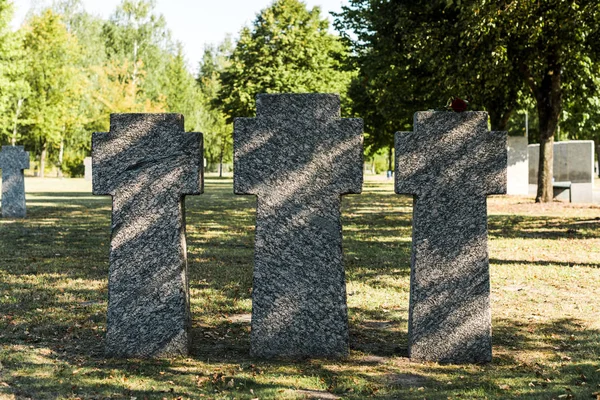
[
  {"xmin": 93, "ymin": 114, "xmax": 203, "ymax": 358},
  {"xmin": 235, "ymin": 94, "xmax": 363, "ymax": 358},
  {"xmin": 0, "ymin": 146, "xmax": 30, "ymax": 218},
  {"xmin": 395, "ymin": 111, "xmax": 507, "ymax": 363}
]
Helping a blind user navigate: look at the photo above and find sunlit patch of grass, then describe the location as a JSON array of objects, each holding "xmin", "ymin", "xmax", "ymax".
[{"xmin": 0, "ymin": 175, "xmax": 599, "ymax": 399}]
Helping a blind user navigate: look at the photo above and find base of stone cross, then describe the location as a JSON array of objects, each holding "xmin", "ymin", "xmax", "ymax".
[
  {"xmin": 407, "ymin": 196, "xmax": 493, "ymax": 364},
  {"xmin": 249, "ymin": 197, "xmax": 351, "ymax": 359}
]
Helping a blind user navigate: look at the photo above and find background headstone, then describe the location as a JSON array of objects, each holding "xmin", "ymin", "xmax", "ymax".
[
  {"xmin": 0, "ymin": 146, "xmax": 30, "ymax": 218},
  {"xmin": 93, "ymin": 114, "xmax": 203, "ymax": 358},
  {"xmin": 84, "ymin": 156, "xmax": 92, "ymax": 181},
  {"xmin": 235, "ymin": 93, "xmax": 363, "ymax": 358},
  {"xmin": 528, "ymin": 141, "xmax": 594, "ymax": 203},
  {"xmin": 507, "ymin": 136, "xmax": 529, "ymax": 195},
  {"xmin": 395, "ymin": 111, "xmax": 506, "ymax": 363}
]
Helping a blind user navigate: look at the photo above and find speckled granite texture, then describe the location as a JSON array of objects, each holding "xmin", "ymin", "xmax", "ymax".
[
  {"xmin": 0, "ymin": 146, "xmax": 30, "ymax": 218},
  {"xmin": 93, "ymin": 114, "xmax": 203, "ymax": 358},
  {"xmin": 235, "ymin": 94, "xmax": 363, "ymax": 358},
  {"xmin": 395, "ymin": 111, "xmax": 507, "ymax": 364}
]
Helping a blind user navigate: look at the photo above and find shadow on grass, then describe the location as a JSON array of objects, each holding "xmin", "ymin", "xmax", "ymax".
[
  {"xmin": 491, "ymin": 258, "xmax": 600, "ymax": 268},
  {"xmin": 3, "ymin": 317, "xmax": 598, "ymax": 399},
  {"xmin": 2, "ymin": 178, "xmax": 600, "ymax": 399},
  {"xmin": 489, "ymin": 214, "xmax": 600, "ymax": 240}
]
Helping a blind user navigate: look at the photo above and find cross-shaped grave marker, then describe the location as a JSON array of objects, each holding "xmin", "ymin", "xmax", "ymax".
[
  {"xmin": 235, "ymin": 94, "xmax": 363, "ymax": 358},
  {"xmin": 0, "ymin": 146, "xmax": 30, "ymax": 218},
  {"xmin": 395, "ymin": 111, "xmax": 507, "ymax": 363},
  {"xmin": 93, "ymin": 114, "xmax": 203, "ymax": 358}
]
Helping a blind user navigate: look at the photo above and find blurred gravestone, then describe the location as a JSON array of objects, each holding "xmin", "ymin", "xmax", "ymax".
[
  {"xmin": 235, "ymin": 94, "xmax": 363, "ymax": 358},
  {"xmin": 506, "ymin": 136, "xmax": 528, "ymax": 195},
  {"xmin": 84, "ymin": 157, "xmax": 92, "ymax": 181},
  {"xmin": 93, "ymin": 114, "xmax": 203, "ymax": 358},
  {"xmin": 395, "ymin": 111, "xmax": 506, "ymax": 363},
  {"xmin": 528, "ymin": 141, "xmax": 594, "ymax": 203},
  {"xmin": 0, "ymin": 146, "xmax": 30, "ymax": 218}
]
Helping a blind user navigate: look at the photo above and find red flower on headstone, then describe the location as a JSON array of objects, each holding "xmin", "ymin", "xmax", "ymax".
[{"xmin": 450, "ymin": 97, "xmax": 468, "ymax": 113}]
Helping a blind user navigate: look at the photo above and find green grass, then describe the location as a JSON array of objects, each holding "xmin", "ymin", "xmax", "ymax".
[{"xmin": 1, "ymin": 175, "xmax": 599, "ymax": 399}]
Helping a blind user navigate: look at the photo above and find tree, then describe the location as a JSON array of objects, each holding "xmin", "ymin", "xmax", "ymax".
[
  {"xmin": 335, "ymin": 0, "xmax": 524, "ymax": 171},
  {"xmin": 102, "ymin": 0, "xmax": 172, "ymax": 104},
  {"xmin": 198, "ymin": 39, "xmax": 233, "ymax": 176},
  {"xmin": 53, "ymin": 0, "xmax": 107, "ymax": 67},
  {"xmin": 216, "ymin": 0, "xmax": 353, "ymax": 122},
  {"xmin": 162, "ymin": 43, "xmax": 203, "ymax": 132},
  {"xmin": 336, "ymin": 0, "xmax": 600, "ymax": 202},
  {"xmin": 20, "ymin": 10, "xmax": 83, "ymax": 177},
  {"xmin": 0, "ymin": 1, "xmax": 30, "ymax": 146}
]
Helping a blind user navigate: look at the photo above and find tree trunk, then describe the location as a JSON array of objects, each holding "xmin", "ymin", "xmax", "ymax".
[
  {"xmin": 58, "ymin": 138, "xmax": 64, "ymax": 178},
  {"xmin": 488, "ymin": 109, "xmax": 513, "ymax": 132},
  {"xmin": 536, "ymin": 135, "xmax": 554, "ymax": 202},
  {"xmin": 40, "ymin": 143, "xmax": 47, "ymax": 178},
  {"xmin": 535, "ymin": 88, "xmax": 561, "ymax": 203},
  {"xmin": 387, "ymin": 146, "xmax": 393, "ymax": 172},
  {"xmin": 525, "ymin": 52, "xmax": 562, "ymax": 203},
  {"xmin": 219, "ymin": 142, "xmax": 224, "ymax": 178},
  {"xmin": 131, "ymin": 40, "xmax": 139, "ymax": 99}
]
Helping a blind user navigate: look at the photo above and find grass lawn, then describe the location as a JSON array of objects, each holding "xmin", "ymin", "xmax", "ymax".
[{"xmin": 1, "ymin": 175, "xmax": 599, "ymax": 399}]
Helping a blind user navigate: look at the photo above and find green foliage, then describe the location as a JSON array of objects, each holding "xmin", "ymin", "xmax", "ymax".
[
  {"xmin": 0, "ymin": 1, "xmax": 29, "ymax": 145},
  {"xmin": 198, "ymin": 39, "xmax": 233, "ymax": 170},
  {"xmin": 60, "ymin": 153, "xmax": 84, "ymax": 177},
  {"xmin": 0, "ymin": 0, "xmax": 208, "ymax": 175},
  {"xmin": 162, "ymin": 43, "xmax": 203, "ymax": 132},
  {"xmin": 335, "ymin": 0, "xmax": 524, "ymax": 156},
  {"xmin": 102, "ymin": 0, "xmax": 171, "ymax": 103},
  {"xmin": 216, "ymin": 0, "xmax": 352, "ymax": 122},
  {"xmin": 20, "ymin": 9, "xmax": 83, "ymax": 170},
  {"xmin": 336, "ymin": 0, "xmax": 600, "ymax": 200}
]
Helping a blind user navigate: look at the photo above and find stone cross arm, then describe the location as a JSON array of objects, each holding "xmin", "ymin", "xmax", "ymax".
[
  {"xmin": 395, "ymin": 111, "xmax": 507, "ymax": 197},
  {"xmin": 234, "ymin": 94, "xmax": 363, "ymax": 197},
  {"xmin": 93, "ymin": 114, "xmax": 203, "ymax": 197},
  {"xmin": 0, "ymin": 146, "xmax": 30, "ymax": 171}
]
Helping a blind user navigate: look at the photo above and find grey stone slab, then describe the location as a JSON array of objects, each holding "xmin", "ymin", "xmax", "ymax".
[
  {"xmin": 234, "ymin": 93, "xmax": 363, "ymax": 358},
  {"xmin": 529, "ymin": 141, "xmax": 594, "ymax": 203},
  {"xmin": 507, "ymin": 136, "xmax": 529, "ymax": 196},
  {"xmin": 93, "ymin": 113, "xmax": 203, "ymax": 358},
  {"xmin": 84, "ymin": 156, "xmax": 92, "ymax": 181},
  {"xmin": 395, "ymin": 111, "xmax": 507, "ymax": 363},
  {"xmin": 0, "ymin": 146, "xmax": 30, "ymax": 218}
]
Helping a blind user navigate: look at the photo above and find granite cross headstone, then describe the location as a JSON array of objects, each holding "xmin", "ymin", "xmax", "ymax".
[
  {"xmin": 235, "ymin": 94, "xmax": 363, "ymax": 358},
  {"xmin": 395, "ymin": 111, "xmax": 506, "ymax": 363},
  {"xmin": 0, "ymin": 146, "xmax": 30, "ymax": 218},
  {"xmin": 93, "ymin": 114, "xmax": 203, "ymax": 358}
]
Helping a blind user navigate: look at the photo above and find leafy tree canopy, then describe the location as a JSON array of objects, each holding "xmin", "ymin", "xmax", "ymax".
[
  {"xmin": 216, "ymin": 0, "xmax": 353, "ymax": 122},
  {"xmin": 336, "ymin": 0, "xmax": 600, "ymax": 201}
]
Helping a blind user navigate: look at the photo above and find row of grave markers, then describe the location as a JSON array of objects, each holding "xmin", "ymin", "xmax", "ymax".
[{"xmin": 0, "ymin": 94, "xmax": 507, "ymax": 363}]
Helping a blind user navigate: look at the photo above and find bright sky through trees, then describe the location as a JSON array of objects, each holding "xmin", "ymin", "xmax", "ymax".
[{"xmin": 11, "ymin": 0, "xmax": 348, "ymax": 71}]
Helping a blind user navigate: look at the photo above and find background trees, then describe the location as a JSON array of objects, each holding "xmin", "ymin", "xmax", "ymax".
[
  {"xmin": 2, "ymin": 0, "xmax": 205, "ymax": 176},
  {"xmin": 335, "ymin": 0, "xmax": 600, "ymax": 202},
  {"xmin": 1, "ymin": 0, "xmax": 598, "ymax": 187},
  {"xmin": 215, "ymin": 0, "xmax": 353, "ymax": 121}
]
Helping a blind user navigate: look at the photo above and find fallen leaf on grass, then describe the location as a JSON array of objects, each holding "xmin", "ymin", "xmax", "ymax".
[{"xmin": 498, "ymin": 384, "xmax": 511, "ymax": 390}]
